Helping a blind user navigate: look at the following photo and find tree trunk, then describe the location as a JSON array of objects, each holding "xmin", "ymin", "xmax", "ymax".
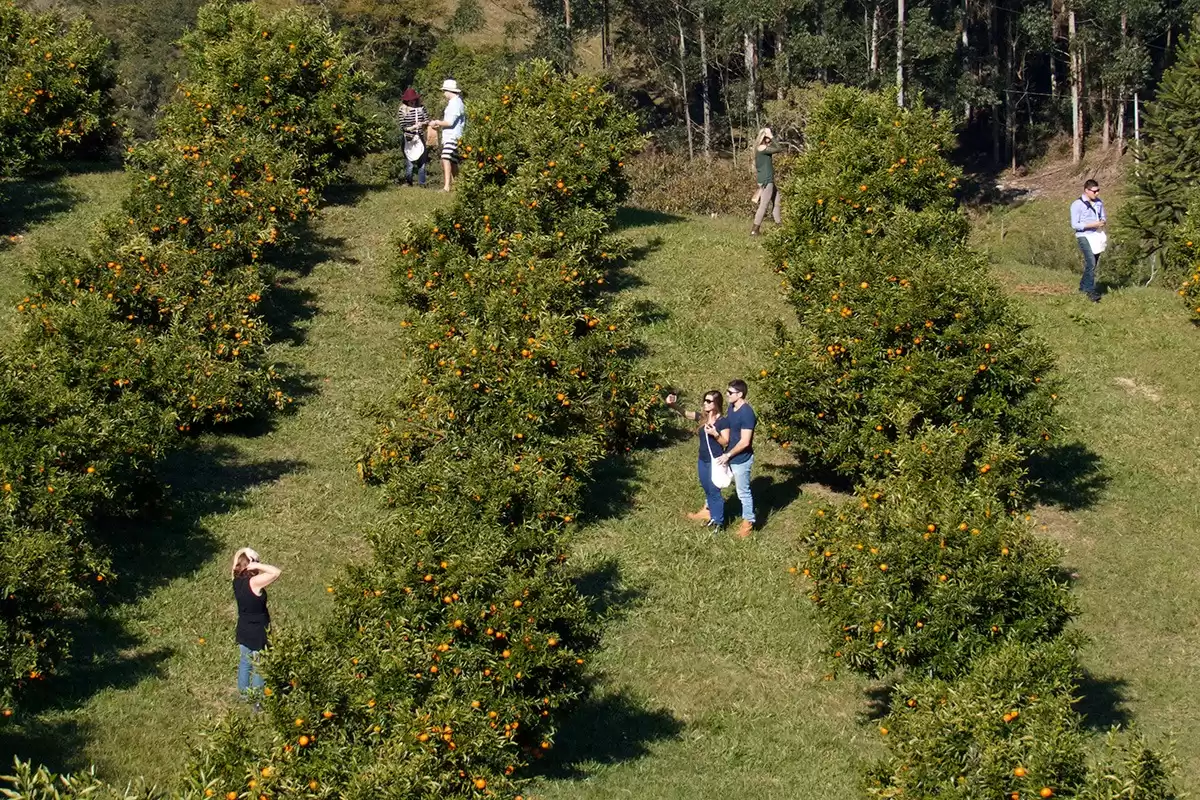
[
  {"xmin": 677, "ymin": 4, "xmax": 694, "ymax": 159},
  {"xmin": 1101, "ymin": 86, "xmax": 1111, "ymax": 149},
  {"xmin": 778, "ymin": 17, "xmax": 789, "ymax": 98},
  {"xmin": 1049, "ymin": 0, "xmax": 1059, "ymax": 101},
  {"xmin": 722, "ymin": 62, "xmax": 738, "ymax": 160},
  {"xmin": 563, "ymin": 0, "xmax": 573, "ymax": 64},
  {"xmin": 962, "ymin": 0, "xmax": 971, "ymax": 118},
  {"xmin": 1006, "ymin": 14, "xmax": 1016, "ymax": 170},
  {"xmin": 871, "ymin": 2, "xmax": 882, "ymax": 75},
  {"xmin": 1116, "ymin": 11, "xmax": 1127, "ymax": 152},
  {"xmin": 1069, "ymin": 8, "xmax": 1081, "ymax": 163},
  {"xmin": 602, "ymin": 0, "xmax": 611, "ymax": 67},
  {"xmin": 744, "ymin": 29, "xmax": 756, "ymax": 124},
  {"xmin": 896, "ymin": 0, "xmax": 905, "ymax": 106},
  {"xmin": 700, "ymin": 9, "xmax": 711, "ymax": 160}
]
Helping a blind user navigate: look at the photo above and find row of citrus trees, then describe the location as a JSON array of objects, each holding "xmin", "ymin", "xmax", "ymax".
[
  {"xmin": 1, "ymin": 61, "xmax": 668, "ymax": 800},
  {"xmin": 761, "ymin": 87, "xmax": 1175, "ymax": 798},
  {"xmin": 0, "ymin": 1, "xmax": 113, "ymax": 185},
  {"xmin": 0, "ymin": 0, "xmax": 379, "ymax": 711}
]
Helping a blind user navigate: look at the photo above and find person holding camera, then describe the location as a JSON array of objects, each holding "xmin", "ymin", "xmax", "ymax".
[
  {"xmin": 230, "ymin": 547, "xmax": 281, "ymax": 698},
  {"xmin": 666, "ymin": 390, "xmax": 730, "ymax": 531}
]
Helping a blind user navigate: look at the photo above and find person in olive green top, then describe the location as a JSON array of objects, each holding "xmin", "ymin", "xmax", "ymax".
[{"xmin": 752, "ymin": 127, "xmax": 784, "ymax": 236}]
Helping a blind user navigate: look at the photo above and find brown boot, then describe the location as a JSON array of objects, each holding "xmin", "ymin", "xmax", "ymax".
[
  {"xmin": 686, "ymin": 508, "xmax": 711, "ymax": 522},
  {"xmin": 735, "ymin": 520, "xmax": 754, "ymax": 539}
]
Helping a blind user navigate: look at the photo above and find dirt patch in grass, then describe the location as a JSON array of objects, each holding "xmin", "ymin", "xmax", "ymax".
[
  {"xmin": 1033, "ymin": 505, "xmax": 1089, "ymax": 550},
  {"xmin": 1112, "ymin": 377, "xmax": 1163, "ymax": 403},
  {"xmin": 1013, "ymin": 282, "xmax": 1074, "ymax": 296}
]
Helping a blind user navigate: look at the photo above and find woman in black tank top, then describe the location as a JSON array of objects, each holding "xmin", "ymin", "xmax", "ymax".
[{"xmin": 231, "ymin": 547, "xmax": 281, "ymax": 698}]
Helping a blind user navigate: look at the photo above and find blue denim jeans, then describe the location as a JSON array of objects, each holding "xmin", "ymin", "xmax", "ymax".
[
  {"xmin": 729, "ymin": 456, "xmax": 755, "ymax": 524},
  {"xmin": 405, "ymin": 153, "xmax": 427, "ymax": 186},
  {"xmin": 1076, "ymin": 237, "xmax": 1100, "ymax": 298},
  {"xmin": 697, "ymin": 459, "xmax": 726, "ymax": 527},
  {"xmin": 238, "ymin": 644, "xmax": 265, "ymax": 696}
]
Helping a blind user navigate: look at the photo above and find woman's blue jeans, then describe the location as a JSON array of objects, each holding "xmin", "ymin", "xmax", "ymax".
[
  {"xmin": 405, "ymin": 153, "xmax": 427, "ymax": 186},
  {"xmin": 697, "ymin": 459, "xmax": 726, "ymax": 526},
  {"xmin": 238, "ymin": 644, "xmax": 265, "ymax": 696}
]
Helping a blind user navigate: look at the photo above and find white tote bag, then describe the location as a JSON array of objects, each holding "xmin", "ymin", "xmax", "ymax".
[
  {"xmin": 1081, "ymin": 230, "xmax": 1108, "ymax": 254},
  {"xmin": 705, "ymin": 428, "xmax": 733, "ymax": 488}
]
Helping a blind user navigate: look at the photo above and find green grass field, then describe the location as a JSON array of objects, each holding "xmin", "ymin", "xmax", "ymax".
[{"xmin": 1, "ymin": 166, "xmax": 1199, "ymax": 798}]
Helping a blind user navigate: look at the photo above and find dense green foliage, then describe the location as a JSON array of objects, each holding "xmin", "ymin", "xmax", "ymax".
[
  {"xmin": 867, "ymin": 636, "xmax": 1175, "ymax": 800},
  {"xmin": 773, "ymin": 86, "xmax": 1175, "ymax": 799},
  {"xmin": 0, "ymin": 1, "xmax": 114, "ymax": 178},
  {"xmin": 761, "ymin": 87, "xmax": 1058, "ymax": 482},
  {"xmin": 799, "ymin": 430, "xmax": 1073, "ymax": 679},
  {"xmin": 0, "ymin": 0, "xmax": 380, "ymax": 709},
  {"xmin": 1114, "ymin": 17, "xmax": 1200, "ymax": 287}
]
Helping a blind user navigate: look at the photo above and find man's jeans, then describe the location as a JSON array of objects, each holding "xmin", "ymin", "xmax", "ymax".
[
  {"xmin": 1076, "ymin": 236, "xmax": 1100, "ymax": 299},
  {"xmin": 238, "ymin": 644, "xmax": 265, "ymax": 696},
  {"xmin": 730, "ymin": 456, "xmax": 755, "ymax": 524}
]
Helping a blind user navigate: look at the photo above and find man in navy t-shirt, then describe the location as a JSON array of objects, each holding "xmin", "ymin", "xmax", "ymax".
[{"xmin": 716, "ymin": 378, "xmax": 757, "ymax": 537}]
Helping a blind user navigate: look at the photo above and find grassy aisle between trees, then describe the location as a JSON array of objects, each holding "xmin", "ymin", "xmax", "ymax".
[
  {"xmin": 976, "ymin": 201, "xmax": 1200, "ymax": 795},
  {"xmin": 0, "ymin": 179, "xmax": 450, "ymax": 780},
  {"xmin": 530, "ymin": 211, "xmax": 874, "ymax": 800},
  {"xmin": 0, "ymin": 167, "xmax": 129, "ymax": 332}
]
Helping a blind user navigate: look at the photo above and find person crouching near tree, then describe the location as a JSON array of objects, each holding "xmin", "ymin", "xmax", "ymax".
[
  {"xmin": 231, "ymin": 547, "xmax": 280, "ymax": 700},
  {"xmin": 666, "ymin": 389, "xmax": 730, "ymax": 531}
]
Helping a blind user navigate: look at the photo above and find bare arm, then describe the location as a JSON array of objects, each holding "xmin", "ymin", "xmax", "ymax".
[
  {"xmin": 665, "ymin": 394, "xmax": 701, "ymax": 421},
  {"xmin": 719, "ymin": 429, "xmax": 754, "ymax": 463},
  {"xmin": 249, "ymin": 563, "xmax": 281, "ymax": 594}
]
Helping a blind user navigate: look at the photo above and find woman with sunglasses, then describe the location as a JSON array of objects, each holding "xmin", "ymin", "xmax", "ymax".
[{"xmin": 665, "ymin": 390, "xmax": 730, "ymax": 530}]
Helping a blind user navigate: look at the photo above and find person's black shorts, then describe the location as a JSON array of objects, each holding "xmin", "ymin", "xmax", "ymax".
[{"xmin": 441, "ymin": 141, "xmax": 460, "ymax": 164}]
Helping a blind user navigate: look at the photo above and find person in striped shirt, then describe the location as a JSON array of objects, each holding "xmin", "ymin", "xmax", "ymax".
[{"xmin": 398, "ymin": 87, "xmax": 430, "ymax": 187}]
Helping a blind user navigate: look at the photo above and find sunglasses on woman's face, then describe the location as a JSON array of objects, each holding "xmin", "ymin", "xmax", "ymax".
[{"xmin": 703, "ymin": 397, "xmax": 717, "ymax": 404}]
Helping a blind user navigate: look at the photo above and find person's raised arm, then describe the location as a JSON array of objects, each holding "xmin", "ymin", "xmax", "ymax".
[
  {"xmin": 249, "ymin": 563, "xmax": 281, "ymax": 594},
  {"xmin": 665, "ymin": 393, "xmax": 700, "ymax": 422}
]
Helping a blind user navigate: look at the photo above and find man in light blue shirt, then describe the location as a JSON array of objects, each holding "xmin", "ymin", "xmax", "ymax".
[
  {"xmin": 429, "ymin": 79, "xmax": 466, "ymax": 192},
  {"xmin": 1069, "ymin": 179, "xmax": 1106, "ymax": 302}
]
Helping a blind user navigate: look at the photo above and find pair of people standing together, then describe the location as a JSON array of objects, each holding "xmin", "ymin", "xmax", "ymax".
[
  {"xmin": 398, "ymin": 79, "xmax": 466, "ymax": 192},
  {"xmin": 667, "ymin": 380, "xmax": 758, "ymax": 538}
]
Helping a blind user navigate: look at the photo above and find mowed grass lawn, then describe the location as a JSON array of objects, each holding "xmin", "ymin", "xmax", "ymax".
[{"xmin": 1, "ymin": 168, "xmax": 1198, "ymax": 798}]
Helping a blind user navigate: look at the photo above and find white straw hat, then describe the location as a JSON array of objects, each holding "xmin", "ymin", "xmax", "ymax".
[{"xmin": 441, "ymin": 79, "xmax": 461, "ymax": 94}]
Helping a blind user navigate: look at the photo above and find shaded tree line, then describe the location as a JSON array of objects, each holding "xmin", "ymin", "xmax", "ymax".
[{"xmin": 530, "ymin": 0, "xmax": 1200, "ymax": 166}]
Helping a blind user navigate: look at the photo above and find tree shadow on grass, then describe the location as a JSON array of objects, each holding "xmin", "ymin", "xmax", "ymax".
[
  {"xmin": 739, "ymin": 463, "xmax": 807, "ymax": 529},
  {"xmin": 531, "ymin": 689, "xmax": 685, "ymax": 780},
  {"xmin": 1026, "ymin": 440, "xmax": 1109, "ymax": 511},
  {"xmin": 264, "ymin": 231, "xmax": 353, "ymax": 346},
  {"xmin": 0, "ymin": 714, "xmax": 95, "ymax": 776},
  {"xmin": 1, "ymin": 175, "xmax": 84, "ymax": 237},
  {"xmin": 1074, "ymin": 672, "xmax": 1132, "ymax": 730},
  {"xmin": 96, "ymin": 441, "xmax": 306, "ymax": 604},
  {"xmin": 1, "ymin": 441, "xmax": 308, "ymax": 766},
  {"xmin": 616, "ymin": 207, "xmax": 687, "ymax": 229},
  {"xmin": 862, "ymin": 682, "xmax": 895, "ymax": 723},
  {"xmin": 574, "ymin": 557, "xmax": 645, "ymax": 623}
]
